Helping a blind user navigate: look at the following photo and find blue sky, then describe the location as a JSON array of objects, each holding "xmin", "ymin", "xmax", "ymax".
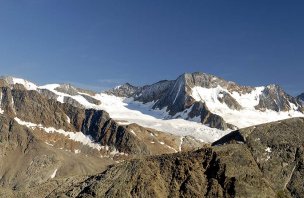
[{"xmin": 0, "ymin": 0, "xmax": 303, "ymax": 95}]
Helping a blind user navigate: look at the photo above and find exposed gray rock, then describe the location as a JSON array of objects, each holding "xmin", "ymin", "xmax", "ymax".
[
  {"xmin": 188, "ymin": 102, "xmax": 233, "ymax": 130},
  {"xmin": 48, "ymin": 117, "xmax": 304, "ymax": 198},
  {"xmin": 80, "ymin": 94, "xmax": 101, "ymax": 105},
  {"xmin": 217, "ymin": 90, "xmax": 242, "ymax": 110},
  {"xmin": 52, "ymin": 145, "xmax": 275, "ymax": 198},
  {"xmin": 63, "ymin": 96, "xmax": 85, "ymax": 109},
  {"xmin": 38, "ymin": 89, "xmax": 59, "ymax": 100},
  {"xmin": 105, "ymin": 83, "xmax": 140, "ymax": 98},
  {"xmin": 255, "ymin": 84, "xmax": 299, "ymax": 112},
  {"xmin": 213, "ymin": 117, "xmax": 304, "ymax": 197},
  {"xmin": 55, "ymin": 84, "xmax": 80, "ymax": 96},
  {"xmin": 105, "ymin": 72, "xmax": 303, "ymax": 130},
  {"xmin": 135, "ymin": 80, "xmax": 174, "ymax": 103}
]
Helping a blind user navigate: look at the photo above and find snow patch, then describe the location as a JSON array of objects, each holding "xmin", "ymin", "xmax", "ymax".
[
  {"xmin": 66, "ymin": 115, "xmax": 71, "ymax": 123},
  {"xmin": 130, "ymin": 130, "xmax": 137, "ymax": 136},
  {"xmin": 74, "ymin": 149, "xmax": 81, "ymax": 154},
  {"xmin": 109, "ymin": 148, "xmax": 128, "ymax": 156},
  {"xmin": 39, "ymin": 84, "xmax": 94, "ymax": 107},
  {"xmin": 50, "ymin": 169, "xmax": 58, "ymax": 179},
  {"xmin": 0, "ymin": 92, "xmax": 3, "ymax": 114},
  {"xmin": 179, "ymin": 136, "xmax": 184, "ymax": 151},
  {"xmin": 173, "ymin": 83, "xmax": 182, "ymax": 104},
  {"xmin": 14, "ymin": 117, "xmax": 103, "ymax": 151},
  {"xmin": 45, "ymin": 142, "xmax": 54, "ymax": 146},
  {"xmin": 11, "ymin": 97, "xmax": 16, "ymax": 114},
  {"xmin": 265, "ymin": 147, "xmax": 272, "ymax": 153}
]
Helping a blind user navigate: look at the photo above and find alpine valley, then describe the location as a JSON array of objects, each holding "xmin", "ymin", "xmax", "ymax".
[{"xmin": 0, "ymin": 72, "xmax": 303, "ymax": 198}]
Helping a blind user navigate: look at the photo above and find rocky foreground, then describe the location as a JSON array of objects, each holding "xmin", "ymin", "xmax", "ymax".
[{"xmin": 1, "ymin": 117, "xmax": 303, "ymax": 198}]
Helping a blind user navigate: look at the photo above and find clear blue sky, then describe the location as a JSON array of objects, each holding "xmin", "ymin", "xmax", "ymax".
[{"xmin": 0, "ymin": 0, "xmax": 303, "ymax": 95}]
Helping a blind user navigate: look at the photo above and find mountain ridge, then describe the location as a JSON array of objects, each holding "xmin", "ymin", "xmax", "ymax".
[
  {"xmin": 0, "ymin": 74, "xmax": 303, "ymax": 197},
  {"xmin": 106, "ymin": 72, "xmax": 304, "ymax": 130}
]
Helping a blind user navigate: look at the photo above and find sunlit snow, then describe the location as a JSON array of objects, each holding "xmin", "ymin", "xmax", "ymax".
[
  {"xmin": 191, "ymin": 85, "xmax": 304, "ymax": 128},
  {"xmin": 37, "ymin": 84, "xmax": 228, "ymax": 142},
  {"xmin": 50, "ymin": 169, "xmax": 58, "ymax": 179},
  {"xmin": 11, "ymin": 77, "xmax": 38, "ymax": 90}
]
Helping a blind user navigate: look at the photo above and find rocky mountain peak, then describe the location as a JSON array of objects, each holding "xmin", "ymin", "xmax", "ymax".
[
  {"xmin": 0, "ymin": 76, "xmax": 38, "ymax": 90},
  {"xmin": 54, "ymin": 84, "xmax": 79, "ymax": 96},
  {"xmin": 182, "ymin": 72, "xmax": 236, "ymax": 89},
  {"xmin": 103, "ymin": 72, "xmax": 303, "ymax": 130},
  {"xmin": 255, "ymin": 84, "xmax": 298, "ymax": 112},
  {"xmin": 105, "ymin": 83, "xmax": 140, "ymax": 97},
  {"xmin": 297, "ymin": 93, "xmax": 304, "ymax": 101}
]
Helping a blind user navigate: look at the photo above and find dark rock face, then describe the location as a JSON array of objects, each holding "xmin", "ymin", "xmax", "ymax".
[
  {"xmin": 80, "ymin": 110, "xmax": 151, "ymax": 155},
  {"xmin": 152, "ymin": 77, "xmax": 186, "ymax": 115},
  {"xmin": 189, "ymin": 102, "xmax": 232, "ymax": 130},
  {"xmin": 297, "ymin": 93, "xmax": 304, "ymax": 101},
  {"xmin": 255, "ymin": 84, "xmax": 299, "ymax": 112},
  {"xmin": 135, "ymin": 80, "xmax": 174, "ymax": 104},
  {"xmin": 296, "ymin": 93, "xmax": 304, "ymax": 112},
  {"xmin": 217, "ymin": 91, "xmax": 242, "ymax": 110},
  {"xmin": 213, "ymin": 117, "xmax": 304, "ymax": 197}
]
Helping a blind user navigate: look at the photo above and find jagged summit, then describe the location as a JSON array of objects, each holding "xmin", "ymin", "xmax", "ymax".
[
  {"xmin": 105, "ymin": 82, "xmax": 140, "ymax": 97},
  {"xmin": 106, "ymin": 72, "xmax": 304, "ymax": 130},
  {"xmin": 1, "ymin": 74, "xmax": 303, "ymax": 131}
]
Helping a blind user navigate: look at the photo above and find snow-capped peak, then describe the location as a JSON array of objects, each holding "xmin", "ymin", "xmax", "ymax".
[{"xmin": 0, "ymin": 76, "xmax": 38, "ymax": 90}]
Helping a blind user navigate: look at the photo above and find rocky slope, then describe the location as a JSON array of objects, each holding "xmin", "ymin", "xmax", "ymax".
[
  {"xmin": 107, "ymin": 72, "xmax": 303, "ymax": 130},
  {"xmin": 45, "ymin": 117, "xmax": 304, "ymax": 198},
  {"xmin": 0, "ymin": 78, "xmax": 203, "ymax": 195}
]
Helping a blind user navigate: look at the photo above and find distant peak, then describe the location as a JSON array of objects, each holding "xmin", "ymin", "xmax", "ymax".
[
  {"xmin": 0, "ymin": 76, "xmax": 38, "ymax": 90},
  {"xmin": 265, "ymin": 84, "xmax": 283, "ymax": 90}
]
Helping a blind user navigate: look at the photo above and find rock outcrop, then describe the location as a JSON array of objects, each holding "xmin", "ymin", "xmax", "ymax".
[{"xmin": 47, "ymin": 117, "xmax": 304, "ymax": 198}]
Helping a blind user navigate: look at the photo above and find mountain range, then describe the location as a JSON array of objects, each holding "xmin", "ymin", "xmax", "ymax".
[
  {"xmin": 106, "ymin": 72, "xmax": 303, "ymax": 129},
  {"xmin": 0, "ymin": 72, "xmax": 303, "ymax": 198}
]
